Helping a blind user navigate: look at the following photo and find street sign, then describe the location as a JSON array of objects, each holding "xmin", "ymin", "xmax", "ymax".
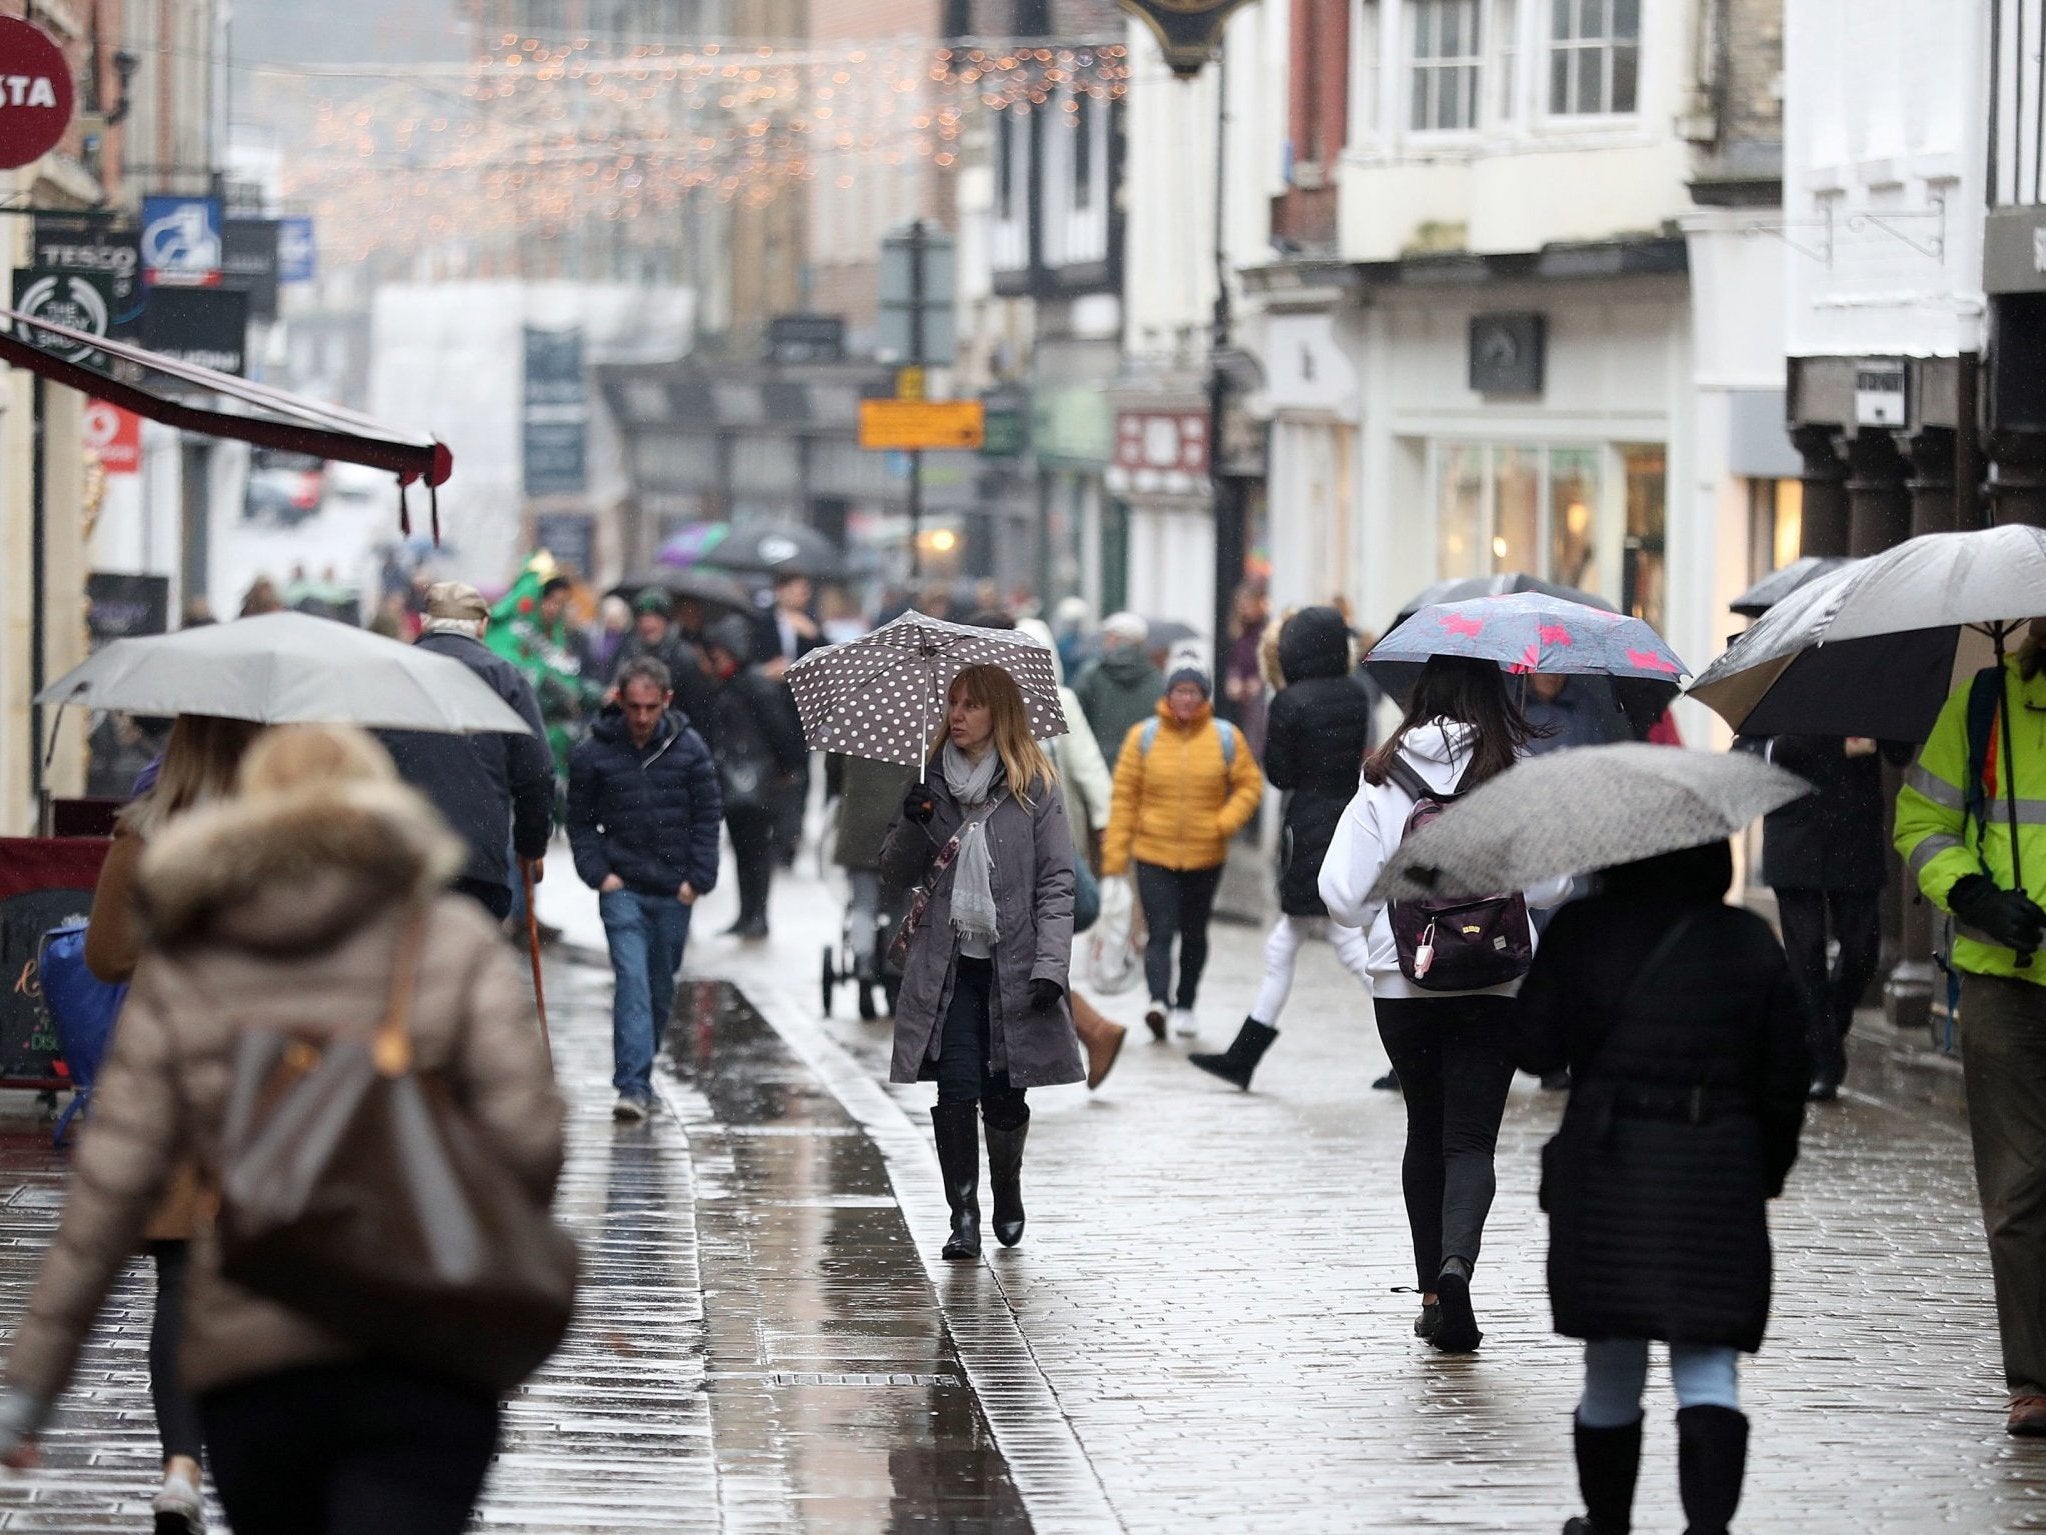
[
  {"xmin": 140, "ymin": 287, "xmax": 248, "ymax": 376},
  {"xmin": 140, "ymin": 196, "xmax": 223, "ymax": 288},
  {"xmin": 222, "ymin": 219, "xmax": 281, "ymax": 320},
  {"xmin": 523, "ymin": 327, "xmax": 588, "ymax": 496},
  {"xmin": 1855, "ymin": 358, "xmax": 1908, "ymax": 427},
  {"xmin": 11, "ymin": 270, "xmax": 111, "ymax": 364},
  {"xmin": 32, "ymin": 215, "xmax": 142, "ymax": 337},
  {"xmin": 1118, "ymin": 0, "xmax": 1258, "ymax": 78},
  {"xmin": 277, "ymin": 216, "xmax": 317, "ymax": 283},
  {"xmin": 878, "ymin": 222, "xmax": 956, "ymax": 366},
  {"xmin": 83, "ymin": 400, "xmax": 141, "ymax": 474},
  {"xmin": 858, "ymin": 399, "xmax": 985, "ymax": 451},
  {"xmin": 0, "ymin": 20, "xmax": 74, "ymax": 169},
  {"xmin": 896, "ymin": 365, "xmax": 926, "ymax": 402}
]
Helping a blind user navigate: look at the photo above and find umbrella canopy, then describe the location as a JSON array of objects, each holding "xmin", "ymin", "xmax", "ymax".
[
  {"xmin": 1728, "ymin": 556, "xmax": 1855, "ymax": 618},
  {"xmin": 1367, "ymin": 744, "xmax": 1812, "ymax": 903},
  {"xmin": 1365, "ymin": 592, "xmax": 1688, "ymax": 699},
  {"xmin": 656, "ymin": 522, "xmax": 731, "ymax": 567},
  {"xmin": 1686, "ymin": 526, "xmax": 2046, "ymax": 740},
  {"xmin": 37, "ymin": 612, "xmax": 534, "ymax": 735},
  {"xmin": 1393, "ymin": 572, "xmax": 1613, "ymax": 628},
  {"xmin": 700, "ymin": 523, "xmax": 845, "ymax": 580},
  {"xmin": 611, "ymin": 567, "xmax": 759, "ymax": 616},
  {"xmin": 785, "ymin": 610, "xmax": 1068, "ymax": 770}
]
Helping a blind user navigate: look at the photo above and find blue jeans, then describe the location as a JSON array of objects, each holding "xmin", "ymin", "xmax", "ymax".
[
  {"xmin": 1578, "ymin": 1339, "xmax": 1741, "ymax": 1428},
  {"xmin": 598, "ymin": 888, "xmax": 691, "ymax": 1101}
]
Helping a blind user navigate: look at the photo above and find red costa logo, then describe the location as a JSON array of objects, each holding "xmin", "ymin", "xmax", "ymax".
[{"xmin": 0, "ymin": 20, "xmax": 73, "ymax": 171}]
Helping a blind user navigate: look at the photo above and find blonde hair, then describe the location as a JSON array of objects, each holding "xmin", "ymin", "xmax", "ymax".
[
  {"xmin": 941, "ymin": 664, "xmax": 1058, "ymax": 804},
  {"xmin": 237, "ymin": 724, "xmax": 396, "ymax": 798},
  {"xmin": 120, "ymin": 714, "xmax": 265, "ymax": 837}
]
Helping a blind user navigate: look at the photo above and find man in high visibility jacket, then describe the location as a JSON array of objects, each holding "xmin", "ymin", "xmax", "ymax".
[{"xmin": 1895, "ymin": 635, "xmax": 2046, "ymax": 1439}]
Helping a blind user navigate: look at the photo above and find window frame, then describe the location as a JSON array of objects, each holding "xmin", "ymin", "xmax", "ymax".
[
  {"xmin": 1543, "ymin": 0, "xmax": 1642, "ymax": 121},
  {"xmin": 1406, "ymin": 0, "xmax": 1485, "ymax": 137}
]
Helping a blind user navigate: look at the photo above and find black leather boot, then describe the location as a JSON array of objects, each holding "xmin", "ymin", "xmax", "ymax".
[
  {"xmin": 1676, "ymin": 1405, "xmax": 1748, "ymax": 1535},
  {"xmin": 982, "ymin": 1107, "xmax": 1029, "ymax": 1247},
  {"xmin": 930, "ymin": 1103, "xmax": 981, "ymax": 1260},
  {"xmin": 1562, "ymin": 1414, "xmax": 1642, "ymax": 1534},
  {"xmin": 1189, "ymin": 1018, "xmax": 1279, "ymax": 1090}
]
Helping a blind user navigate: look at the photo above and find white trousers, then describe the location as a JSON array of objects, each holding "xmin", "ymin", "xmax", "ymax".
[{"xmin": 1252, "ymin": 914, "xmax": 1372, "ymax": 1025}]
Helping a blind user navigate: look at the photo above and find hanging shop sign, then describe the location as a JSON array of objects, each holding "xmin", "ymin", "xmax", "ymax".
[
  {"xmin": 0, "ymin": 20, "xmax": 75, "ymax": 169},
  {"xmin": 11, "ymin": 269, "xmax": 111, "ymax": 365},
  {"xmin": 83, "ymin": 399, "xmax": 141, "ymax": 474},
  {"xmin": 1106, "ymin": 407, "xmax": 1210, "ymax": 496},
  {"xmin": 222, "ymin": 219, "xmax": 282, "ymax": 321},
  {"xmin": 140, "ymin": 196, "xmax": 223, "ymax": 288},
  {"xmin": 523, "ymin": 326, "xmax": 588, "ymax": 497},
  {"xmin": 32, "ymin": 215, "xmax": 142, "ymax": 337},
  {"xmin": 858, "ymin": 399, "xmax": 985, "ymax": 452},
  {"xmin": 1116, "ymin": 0, "xmax": 1257, "ymax": 78},
  {"xmin": 277, "ymin": 216, "xmax": 317, "ymax": 284},
  {"xmin": 534, "ymin": 512, "xmax": 595, "ymax": 581},
  {"xmin": 1854, "ymin": 357, "xmax": 1909, "ymax": 428},
  {"xmin": 140, "ymin": 287, "xmax": 248, "ymax": 376}
]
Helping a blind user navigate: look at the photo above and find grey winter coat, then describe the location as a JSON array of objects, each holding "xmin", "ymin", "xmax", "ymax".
[{"xmin": 878, "ymin": 774, "xmax": 1084, "ymax": 1089}]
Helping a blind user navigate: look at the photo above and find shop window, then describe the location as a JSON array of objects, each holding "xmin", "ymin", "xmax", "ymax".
[
  {"xmin": 1548, "ymin": 446, "xmax": 1600, "ymax": 591},
  {"xmin": 1435, "ymin": 440, "xmax": 1641, "ymax": 612},
  {"xmin": 1438, "ymin": 442, "xmax": 1488, "ymax": 576},
  {"xmin": 1747, "ymin": 477, "xmax": 1803, "ymax": 581},
  {"xmin": 1621, "ymin": 443, "xmax": 1666, "ymax": 632},
  {"xmin": 1547, "ymin": 0, "xmax": 1638, "ymax": 117},
  {"xmin": 1410, "ymin": 0, "xmax": 1482, "ymax": 132}
]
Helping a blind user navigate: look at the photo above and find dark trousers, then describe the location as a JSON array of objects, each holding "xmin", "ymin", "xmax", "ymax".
[
  {"xmin": 726, "ymin": 806, "xmax": 777, "ymax": 926},
  {"xmin": 1960, "ymin": 971, "xmax": 2046, "ymax": 1396},
  {"xmin": 1375, "ymin": 994, "xmax": 1519, "ymax": 1292},
  {"xmin": 147, "ymin": 1240, "xmax": 203, "ymax": 1463},
  {"xmin": 1775, "ymin": 885, "xmax": 1880, "ymax": 1076},
  {"xmin": 201, "ymin": 1361, "xmax": 500, "ymax": 1535},
  {"xmin": 1134, "ymin": 861, "xmax": 1225, "ymax": 1009},
  {"xmin": 451, "ymin": 876, "xmax": 514, "ymax": 923},
  {"xmin": 936, "ymin": 957, "xmax": 1028, "ymax": 1127}
]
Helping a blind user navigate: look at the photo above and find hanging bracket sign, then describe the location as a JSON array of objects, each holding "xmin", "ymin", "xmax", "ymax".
[
  {"xmin": 1116, "ymin": 0, "xmax": 1258, "ymax": 78},
  {"xmin": 0, "ymin": 19, "xmax": 75, "ymax": 169}
]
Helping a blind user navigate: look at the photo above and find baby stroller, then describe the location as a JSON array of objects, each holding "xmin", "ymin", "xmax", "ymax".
[{"xmin": 821, "ymin": 875, "xmax": 906, "ymax": 1020}]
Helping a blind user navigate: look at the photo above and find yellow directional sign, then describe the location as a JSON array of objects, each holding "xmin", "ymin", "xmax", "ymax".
[{"xmin": 858, "ymin": 399, "xmax": 985, "ymax": 451}]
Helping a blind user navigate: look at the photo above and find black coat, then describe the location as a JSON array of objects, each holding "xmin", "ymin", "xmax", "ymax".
[
  {"xmin": 610, "ymin": 628, "xmax": 716, "ymax": 738},
  {"xmin": 566, "ymin": 708, "xmax": 723, "ymax": 895},
  {"xmin": 1515, "ymin": 854, "xmax": 1809, "ymax": 1353},
  {"xmin": 707, "ymin": 667, "xmax": 808, "ymax": 815},
  {"xmin": 1743, "ymin": 735, "xmax": 1906, "ymax": 891},
  {"xmin": 1264, "ymin": 607, "xmax": 1374, "ymax": 916},
  {"xmin": 379, "ymin": 631, "xmax": 554, "ymax": 891}
]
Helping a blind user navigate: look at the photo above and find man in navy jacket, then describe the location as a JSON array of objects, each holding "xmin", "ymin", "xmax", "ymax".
[{"xmin": 567, "ymin": 656, "xmax": 723, "ymax": 1120}]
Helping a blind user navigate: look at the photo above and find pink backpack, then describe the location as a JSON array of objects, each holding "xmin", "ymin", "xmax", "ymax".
[{"xmin": 1382, "ymin": 756, "xmax": 1533, "ymax": 992}]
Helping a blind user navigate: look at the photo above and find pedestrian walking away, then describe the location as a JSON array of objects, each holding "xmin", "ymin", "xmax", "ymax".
[
  {"xmin": 702, "ymin": 615, "xmax": 809, "ymax": 940},
  {"xmin": 1073, "ymin": 611, "xmax": 1166, "ymax": 754},
  {"xmin": 1192, "ymin": 605, "xmax": 1372, "ymax": 1090},
  {"xmin": 0, "ymin": 725, "xmax": 566, "ymax": 1535},
  {"xmin": 878, "ymin": 664, "xmax": 1083, "ymax": 1262},
  {"xmin": 827, "ymin": 750, "xmax": 915, "ymax": 988},
  {"xmin": 78, "ymin": 713, "xmax": 265, "ymax": 1534},
  {"xmin": 1103, "ymin": 658, "xmax": 1265, "ymax": 1042},
  {"xmin": 567, "ymin": 657, "xmax": 723, "ymax": 1121},
  {"xmin": 1319, "ymin": 656, "xmax": 1569, "ymax": 1355},
  {"xmin": 380, "ymin": 581, "xmax": 555, "ymax": 923},
  {"xmin": 1516, "ymin": 839, "xmax": 1808, "ymax": 1535},
  {"xmin": 1895, "ymin": 616, "xmax": 2046, "ymax": 1438}
]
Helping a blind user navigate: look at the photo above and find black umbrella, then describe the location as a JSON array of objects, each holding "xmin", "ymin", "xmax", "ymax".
[
  {"xmin": 611, "ymin": 567, "xmax": 758, "ymax": 616},
  {"xmin": 1391, "ymin": 572, "xmax": 1613, "ymax": 629},
  {"xmin": 1728, "ymin": 556, "xmax": 1855, "ymax": 618},
  {"xmin": 700, "ymin": 523, "xmax": 845, "ymax": 580}
]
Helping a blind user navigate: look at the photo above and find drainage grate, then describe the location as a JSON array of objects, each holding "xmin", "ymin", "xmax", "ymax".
[{"xmin": 705, "ymin": 1370, "xmax": 960, "ymax": 1388}]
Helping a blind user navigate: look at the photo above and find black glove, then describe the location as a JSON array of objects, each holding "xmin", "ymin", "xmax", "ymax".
[
  {"xmin": 902, "ymin": 783, "xmax": 937, "ymax": 825},
  {"xmin": 1029, "ymin": 977, "xmax": 1064, "ymax": 1013},
  {"xmin": 1949, "ymin": 874, "xmax": 2046, "ymax": 953}
]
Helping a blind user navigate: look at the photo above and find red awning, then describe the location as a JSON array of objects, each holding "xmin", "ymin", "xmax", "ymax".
[{"xmin": 0, "ymin": 305, "xmax": 453, "ymax": 538}]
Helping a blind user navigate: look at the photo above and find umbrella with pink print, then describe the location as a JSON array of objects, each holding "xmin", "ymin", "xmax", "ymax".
[{"xmin": 1364, "ymin": 591, "xmax": 1688, "ymax": 703}]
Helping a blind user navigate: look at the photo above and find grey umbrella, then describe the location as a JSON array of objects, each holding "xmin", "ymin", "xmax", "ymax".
[
  {"xmin": 1367, "ymin": 744, "xmax": 1811, "ymax": 904},
  {"xmin": 1728, "ymin": 556, "xmax": 1855, "ymax": 618},
  {"xmin": 37, "ymin": 611, "xmax": 534, "ymax": 734}
]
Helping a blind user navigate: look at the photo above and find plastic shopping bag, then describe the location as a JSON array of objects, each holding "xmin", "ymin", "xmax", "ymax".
[{"xmin": 1086, "ymin": 874, "xmax": 1143, "ymax": 995}]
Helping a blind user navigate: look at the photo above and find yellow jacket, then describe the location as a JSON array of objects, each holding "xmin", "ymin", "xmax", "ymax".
[{"xmin": 1102, "ymin": 698, "xmax": 1265, "ymax": 875}]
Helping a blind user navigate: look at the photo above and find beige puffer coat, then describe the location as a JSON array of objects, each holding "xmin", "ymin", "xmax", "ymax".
[{"xmin": 5, "ymin": 779, "xmax": 564, "ymax": 1404}]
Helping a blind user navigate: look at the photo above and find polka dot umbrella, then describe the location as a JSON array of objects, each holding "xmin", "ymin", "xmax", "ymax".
[{"xmin": 785, "ymin": 610, "xmax": 1069, "ymax": 777}]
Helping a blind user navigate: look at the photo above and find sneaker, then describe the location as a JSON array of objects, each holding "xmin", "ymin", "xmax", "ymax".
[
  {"xmin": 153, "ymin": 1472, "xmax": 204, "ymax": 1535},
  {"xmin": 612, "ymin": 1095, "xmax": 651, "ymax": 1123},
  {"xmin": 1144, "ymin": 1004, "xmax": 1167, "ymax": 1042},
  {"xmin": 1413, "ymin": 1301, "xmax": 1442, "ymax": 1341},
  {"xmin": 1169, "ymin": 1007, "xmax": 1199, "ymax": 1039}
]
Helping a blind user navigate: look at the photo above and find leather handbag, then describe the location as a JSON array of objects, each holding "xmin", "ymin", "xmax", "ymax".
[{"xmin": 217, "ymin": 910, "xmax": 578, "ymax": 1393}]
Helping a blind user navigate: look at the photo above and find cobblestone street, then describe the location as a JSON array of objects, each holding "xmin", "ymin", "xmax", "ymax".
[{"xmin": 0, "ymin": 849, "xmax": 2041, "ymax": 1531}]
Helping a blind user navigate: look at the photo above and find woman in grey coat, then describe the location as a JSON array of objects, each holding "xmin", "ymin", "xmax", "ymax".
[{"xmin": 880, "ymin": 663, "xmax": 1084, "ymax": 1260}]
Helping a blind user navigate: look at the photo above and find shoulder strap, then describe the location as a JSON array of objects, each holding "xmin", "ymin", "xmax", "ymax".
[
  {"xmin": 1579, "ymin": 910, "xmax": 1705, "ymax": 1077},
  {"xmin": 1382, "ymin": 754, "xmax": 1436, "ymax": 805},
  {"xmin": 1215, "ymin": 719, "xmax": 1238, "ymax": 767},
  {"xmin": 372, "ymin": 909, "xmax": 429, "ymax": 1078},
  {"xmin": 1140, "ymin": 718, "xmax": 1159, "ymax": 756},
  {"xmin": 1965, "ymin": 664, "xmax": 2006, "ymax": 836}
]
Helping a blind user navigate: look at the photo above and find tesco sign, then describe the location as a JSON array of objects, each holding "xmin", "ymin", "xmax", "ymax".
[{"xmin": 0, "ymin": 20, "xmax": 73, "ymax": 171}]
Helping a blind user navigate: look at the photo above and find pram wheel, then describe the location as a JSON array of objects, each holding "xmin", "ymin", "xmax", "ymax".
[
  {"xmin": 857, "ymin": 979, "xmax": 880, "ymax": 1020},
  {"xmin": 820, "ymin": 945, "xmax": 838, "ymax": 1017}
]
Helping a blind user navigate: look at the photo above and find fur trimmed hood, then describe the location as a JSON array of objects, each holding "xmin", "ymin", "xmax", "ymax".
[{"xmin": 134, "ymin": 779, "xmax": 466, "ymax": 954}]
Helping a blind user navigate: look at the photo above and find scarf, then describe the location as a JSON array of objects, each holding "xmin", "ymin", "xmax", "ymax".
[{"xmin": 942, "ymin": 742, "xmax": 1002, "ymax": 950}]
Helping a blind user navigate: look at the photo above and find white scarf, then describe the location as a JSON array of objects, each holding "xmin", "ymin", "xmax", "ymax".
[{"xmin": 942, "ymin": 742, "xmax": 1002, "ymax": 950}]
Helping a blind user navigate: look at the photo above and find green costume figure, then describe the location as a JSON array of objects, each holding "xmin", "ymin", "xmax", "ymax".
[{"xmin": 488, "ymin": 556, "xmax": 598, "ymax": 781}]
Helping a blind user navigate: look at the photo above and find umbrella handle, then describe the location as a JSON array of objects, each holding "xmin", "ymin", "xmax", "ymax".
[{"xmin": 1994, "ymin": 628, "xmax": 2032, "ymax": 970}]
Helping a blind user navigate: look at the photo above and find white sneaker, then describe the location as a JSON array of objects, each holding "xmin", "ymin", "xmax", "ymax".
[
  {"xmin": 612, "ymin": 1094, "xmax": 650, "ymax": 1123},
  {"xmin": 153, "ymin": 1471, "xmax": 204, "ymax": 1534},
  {"xmin": 1169, "ymin": 1007, "xmax": 1199, "ymax": 1039}
]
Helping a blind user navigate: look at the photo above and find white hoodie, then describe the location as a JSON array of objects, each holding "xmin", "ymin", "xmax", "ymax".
[{"xmin": 1317, "ymin": 718, "xmax": 1571, "ymax": 1000}]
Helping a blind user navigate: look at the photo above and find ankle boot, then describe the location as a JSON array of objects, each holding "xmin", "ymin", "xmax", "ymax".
[
  {"xmin": 929, "ymin": 1103, "xmax": 981, "ymax": 1260},
  {"xmin": 1070, "ymin": 993, "xmax": 1126, "ymax": 1090},
  {"xmin": 982, "ymin": 1107, "xmax": 1029, "ymax": 1247},
  {"xmin": 1675, "ymin": 1405, "xmax": 1748, "ymax": 1535},
  {"xmin": 1562, "ymin": 1415, "xmax": 1642, "ymax": 1534},
  {"xmin": 1189, "ymin": 1018, "xmax": 1279, "ymax": 1090}
]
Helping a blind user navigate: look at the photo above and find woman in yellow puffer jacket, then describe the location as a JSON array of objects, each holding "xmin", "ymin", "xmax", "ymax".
[{"xmin": 1102, "ymin": 657, "xmax": 1265, "ymax": 1040}]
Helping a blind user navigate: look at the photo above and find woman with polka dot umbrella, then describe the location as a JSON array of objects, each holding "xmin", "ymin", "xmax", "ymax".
[{"xmin": 786, "ymin": 610, "xmax": 1070, "ymax": 775}]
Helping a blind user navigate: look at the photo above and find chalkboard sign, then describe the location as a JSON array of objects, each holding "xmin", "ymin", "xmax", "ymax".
[{"xmin": 0, "ymin": 839, "xmax": 111, "ymax": 1089}]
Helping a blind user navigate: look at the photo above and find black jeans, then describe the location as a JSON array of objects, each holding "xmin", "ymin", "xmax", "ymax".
[
  {"xmin": 726, "ymin": 805, "xmax": 777, "ymax": 927},
  {"xmin": 1775, "ymin": 885, "xmax": 1880, "ymax": 1076},
  {"xmin": 148, "ymin": 1240, "xmax": 203, "ymax": 1463},
  {"xmin": 1375, "ymin": 994, "xmax": 1519, "ymax": 1292},
  {"xmin": 1959, "ymin": 971, "xmax": 2046, "ymax": 1395},
  {"xmin": 1134, "ymin": 861, "xmax": 1225, "ymax": 1009},
  {"xmin": 936, "ymin": 958, "xmax": 1028, "ymax": 1127},
  {"xmin": 201, "ymin": 1360, "xmax": 500, "ymax": 1535}
]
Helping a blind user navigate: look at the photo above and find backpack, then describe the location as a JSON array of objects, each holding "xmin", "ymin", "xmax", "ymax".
[
  {"xmin": 1138, "ymin": 716, "xmax": 1239, "ymax": 767},
  {"xmin": 1382, "ymin": 756, "xmax": 1533, "ymax": 992}
]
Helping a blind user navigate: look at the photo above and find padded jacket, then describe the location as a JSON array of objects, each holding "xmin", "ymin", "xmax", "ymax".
[
  {"xmin": 1264, "ymin": 607, "xmax": 1373, "ymax": 916},
  {"xmin": 566, "ymin": 707, "xmax": 723, "ymax": 896},
  {"xmin": 1102, "ymin": 698, "xmax": 1265, "ymax": 876}
]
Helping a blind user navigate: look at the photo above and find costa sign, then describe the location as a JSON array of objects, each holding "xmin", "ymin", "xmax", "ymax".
[{"xmin": 0, "ymin": 20, "xmax": 73, "ymax": 171}]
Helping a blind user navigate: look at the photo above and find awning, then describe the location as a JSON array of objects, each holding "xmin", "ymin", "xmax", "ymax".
[{"xmin": 0, "ymin": 305, "xmax": 453, "ymax": 538}]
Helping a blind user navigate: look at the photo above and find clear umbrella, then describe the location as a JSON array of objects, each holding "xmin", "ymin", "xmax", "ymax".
[
  {"xmin": 1367, "ymin": 744, "xmax": 1811, "ymax": 904},
  {"xmin": 37, "ymin": 612, "xmax": 534, "ymax": 734}
]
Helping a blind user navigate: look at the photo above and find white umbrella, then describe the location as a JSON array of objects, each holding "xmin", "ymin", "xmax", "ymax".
[
  {"xmin": 1367, "ymin": 744, "xmax": 1811, "ymax": 903},
  {"xmin": 785, "ymin": 610, "xmax": 1068, "ymax": 775},
  {"xmin": 37, "ymin": 612, "xmax": 533, "ymax": 734}
]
